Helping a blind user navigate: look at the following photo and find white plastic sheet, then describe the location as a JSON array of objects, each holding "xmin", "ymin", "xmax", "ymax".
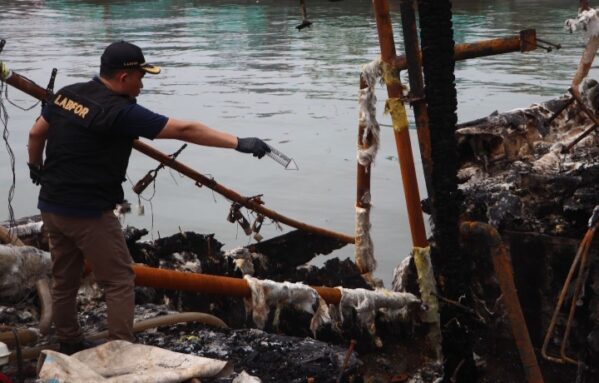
[{"xmin": 37, "ymin": 340, "xmax": 232, "ymax": 383}]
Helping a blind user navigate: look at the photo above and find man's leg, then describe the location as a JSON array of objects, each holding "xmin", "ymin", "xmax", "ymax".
[
  {"xmin": 42, "ymin": 212, "xmax": 85, "ymax": 343},
  {"xmin": 75, "ymin": 211, "xmax": 136, "ymax": 341}
]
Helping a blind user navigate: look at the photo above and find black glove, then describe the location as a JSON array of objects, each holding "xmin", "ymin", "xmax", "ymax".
[
  {"xmin": 236, "ymin": 137, "xmax": 271, "ymax": 159},
  {"xmin": 28, "ymin": 163, "xmax": 43, "ymax": 185}
]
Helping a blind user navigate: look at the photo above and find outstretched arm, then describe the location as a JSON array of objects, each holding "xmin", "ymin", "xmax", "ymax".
[
  {"xmin": 156, "ymin": 118, "xmax": 270, "ymax": 158},
  {"xmin": 157, "ymin": 118, "xmax": 238, "ymax": 148}
]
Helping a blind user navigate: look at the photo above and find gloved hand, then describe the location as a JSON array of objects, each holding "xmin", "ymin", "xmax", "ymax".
[
  {"xmin": 589, "ymin": 205, "xmax": 599, "ymax": 229},
  {"xmin": 28, "ymin": 163, "xmax": 43, "ymax": 185},
  {"xmin": 235, "ymin": 137, "xmax": 271, "ymax": 159}
]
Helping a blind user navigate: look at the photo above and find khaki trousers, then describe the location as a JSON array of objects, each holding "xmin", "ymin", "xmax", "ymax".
[{"xmin": 42, "ymin": 210, "xmax": 135, "ymax": 342}]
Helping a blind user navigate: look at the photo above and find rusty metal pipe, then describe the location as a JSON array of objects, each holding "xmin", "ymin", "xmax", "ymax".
[
  {"xmin": 133, "ymin": 141, "xmax": 355, "ymax": 244},
  {"xmin": 399, "ymin": 0, "xmax": 433, "ymax": 211},
  {"xmin": 460, "ymin": 222, "xmax": 544, "ymax": 383},
  {"xmin": 392, "ymin": 29, "xmax": 537, "ymax": 71},
  {"xmin": 560, "ymin": 228, "xmax": 594, "ymax": 365},
  {"xmin": 372, "ymin": 0, "xmax": 428, "ymax": 247},
  {"xmin": 539, "ymin": 225, "xmax": 596, "ymax": 365},
  {"xmin": 2, "ymin": 71, "xmax": 49, "ymax": 101},
  {"xmin": 541, "ymin": 228, "xmax": 593, "ymax": 364},
  {"xmin": 0, "ymin": 329, "xmax": 38, "ymax": 348},
  {"xmin": 0, "ymin": 225, "xmax": 24, "ymax": 246},
  {"xmin": 131, "ymin": 264, "xmax": 343, "ymax": 304},
  {"xmin": 0, "ymin": 65, "xmax": 355, "ymax": 245},
  {"xmin": 563, "ymin": 88, "xmax": 599, "ymax": 152},
  {"xmin": 546, "ymin": 97, "xmax": 574, "ymax": 128}
]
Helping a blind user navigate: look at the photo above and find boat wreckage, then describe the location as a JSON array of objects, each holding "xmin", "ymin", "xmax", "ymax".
[{"xmin": 1, "ymin": 0, "xmax": 598, "ymax": 382}]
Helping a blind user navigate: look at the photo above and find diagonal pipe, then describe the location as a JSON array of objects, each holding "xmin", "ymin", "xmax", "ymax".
[
  {"xmin": 460, "ymin": 222, "xmax": 544, "ymax": 383},
  {"xmin": 0, "ymin": 61, "xmax": 355, "ymax": 244}
]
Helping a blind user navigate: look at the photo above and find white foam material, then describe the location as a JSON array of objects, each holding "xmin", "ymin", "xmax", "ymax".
[{"xmin": 565, "ymin": 8, "xmax": 599, "ymax": 38}]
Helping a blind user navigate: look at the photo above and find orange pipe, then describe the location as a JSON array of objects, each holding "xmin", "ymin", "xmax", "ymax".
[
  {"xmin": 372, "ymin": 0, "xmax": 428, "ymax": 247},
  {"xmin": 460, "ymin": 222, "xmax": 544, "ymax": 383},
  {"xmin": 392, "ymin": 30, "xmax": 537, "ymax": 71},
  {"xmin": 0, "ymin": 329, "xmax": 38, "ymax": 348},
  {"xmin": 131, "ymin": 264, "xmax": 343, "ymax": 304}
]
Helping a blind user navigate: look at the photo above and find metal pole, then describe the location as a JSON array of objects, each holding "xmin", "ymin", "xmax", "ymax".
[
  {"xmin": 399, "ymin": 0, "xmax": 433, "ymax": 204},
  {"xmin": 0, "ymin": 64, "xmax": 356, "ymax": 244},
  {"xmin": 392, "ymin": 30, "xmax": 538, "ymax": 71},
  {"xmin": 371, "ymin": 0, "xmax": 428, "ymax": 247},
  {"xmin": 131, "ymin": 264, "xmax": 344, "ymax": 304},
  {"xmin": 461, "ymin": 222, "xmax": 544, "ymax": 383},
  {"xmin": 134, "ymin": 140, "xmax": 355, "ymax": 244}
]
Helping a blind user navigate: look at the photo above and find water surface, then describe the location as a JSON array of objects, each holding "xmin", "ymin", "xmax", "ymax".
[{"xmin": 0, "ymin": 0, "xmax": 590, "ymax": 284}]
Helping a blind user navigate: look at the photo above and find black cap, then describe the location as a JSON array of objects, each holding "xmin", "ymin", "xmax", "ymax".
[{"xmin": 100, "ymin": 41, "xmax": 160, "ymax": 75}]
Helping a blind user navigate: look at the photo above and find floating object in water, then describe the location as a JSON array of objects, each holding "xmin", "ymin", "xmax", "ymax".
[{"xmin": 266, "ymin": 145, "xmax": 298, "ymax": 170}]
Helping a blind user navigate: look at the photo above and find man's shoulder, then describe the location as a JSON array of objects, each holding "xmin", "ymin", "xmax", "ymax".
[
  {"xmin": 53, "ymin": 80, "xmax": 101, "ymax": 102},
  {"xmin": 57, "ymin": 79, "xmax": 96, "ymax": 93}
]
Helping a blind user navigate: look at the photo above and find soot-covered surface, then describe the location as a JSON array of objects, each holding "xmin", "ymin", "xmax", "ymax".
[{"xmin": 451, "ymin": 85, "xmax": 599, "ymax": 382}]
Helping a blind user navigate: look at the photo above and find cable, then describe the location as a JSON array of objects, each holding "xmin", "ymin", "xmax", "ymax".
[
  {"xmin": 3, "ymin": 85, "xmax": 39, "ymax": 111},
  {"xmin": 0, "ymin": 81, "xmax": 16, "ymax": 228}
]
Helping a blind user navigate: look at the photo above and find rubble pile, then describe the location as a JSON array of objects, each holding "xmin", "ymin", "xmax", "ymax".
[
  {"xmin": 451, "ymin": 85, "xmax": 599, "ymax": 381},
  {"xmin": 0, "ymin": 226, "xmax": 423, "ymax": 382}
]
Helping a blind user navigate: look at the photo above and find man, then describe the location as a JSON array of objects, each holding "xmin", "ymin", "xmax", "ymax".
[{"xmin": 27, "ymin": 41, "xmax": 270, "ymax": 354}]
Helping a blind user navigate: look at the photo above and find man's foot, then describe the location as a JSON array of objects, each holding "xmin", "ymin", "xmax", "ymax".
[{"xmin": 58, "ymin": 339, "xmax": 104, "ymax": 355}]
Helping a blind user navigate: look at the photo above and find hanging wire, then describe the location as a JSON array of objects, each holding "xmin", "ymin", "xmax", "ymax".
[
  {"xmin": 4, "ymin": 84, "xmax": 40, "ymax": 111},
  {"xmin": 0, "ymin": 80, "xmax": 17, "ymax": 228},
  {"xmin": 126, "ymin": 173, "xmax": 157, "ymax": 240}
]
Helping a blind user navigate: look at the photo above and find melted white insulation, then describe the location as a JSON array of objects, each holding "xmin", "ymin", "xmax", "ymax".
[
  {"xmin": 6, "ymin": 221, "xmax": 43, "ymax": 238},
  {"xmin": 339, "ymin": 287, "xmax": 420, "ymax": 346},
  {"xmin": 357, "ymin": 59, "xmax": 382, "ymax": 167},
  {"xmin": 243, "ymin": 276, "xmax": 419, "ymax": 341},
  {"xmin": 0, "ymin": 244, "xmax": 51, "ymax": 302},
  {"xmin": 354, "ymin": 206, "xmax": 376, "ymax": 275},
  {"xmin": 243, "ymin": 276, "xmax": 329, "ymax": 336},
  {"xmin": 565, "ymin": 8, "xmax": 599, "ymax": 38}
]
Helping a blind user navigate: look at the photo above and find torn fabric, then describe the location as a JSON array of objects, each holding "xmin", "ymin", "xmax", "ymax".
[
  {"xmin": 354, "ymin": 206, "xmax": 376, "ymax": 275},
  {"xmin": 358, "ymin": 59, "xmax": 382, "ymax": 167},
  {"xmin": 243, "ymin": 276, "xmax": 330, "ymax": 336}
]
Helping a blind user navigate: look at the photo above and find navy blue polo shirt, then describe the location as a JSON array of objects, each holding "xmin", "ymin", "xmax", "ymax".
[{"xmin": 38, "ymin": 79, "xmax": 168, "ymax": 217}]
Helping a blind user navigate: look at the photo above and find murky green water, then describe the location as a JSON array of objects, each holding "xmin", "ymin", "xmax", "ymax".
[{"xmin": 0, "ymin": 0, "xmax": 590, "ymax": 284}]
